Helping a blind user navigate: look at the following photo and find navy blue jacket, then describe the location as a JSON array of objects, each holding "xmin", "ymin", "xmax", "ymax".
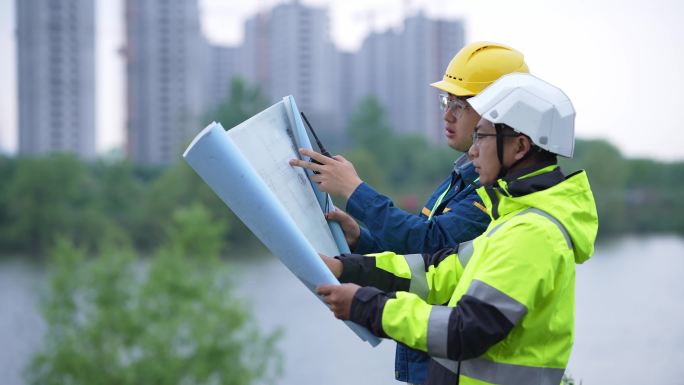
[{"xmin": 345, "ymin": 154, "xmax": 490, "ymax": 383}]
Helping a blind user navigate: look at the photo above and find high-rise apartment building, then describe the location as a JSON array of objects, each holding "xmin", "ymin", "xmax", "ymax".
[
  {"xmin": 205, "ymin": 4, "xmax": 464, "ymax": 146},
  {"xmin": 402, "ymin": 15, "xmax": 465, "ymax": 143},
  {"xmin": 239, "ymin": 12, "xmax": 270, "ymax": 89},
  {"xmin": 16, "ymin": 0, "xmax": 96, "ymax": 158},
  {"xmin": 231, "ymin": 2, "xmax": 336, "ymax": 134},
  {"xmin": 352, "ymin": 14, "xmax": 464, "ymax": 143},
  {"xmin": 125, "ymin": 0, "xmax": 207, "ymax": 164},
  {"xmin": 350, "ymin": 29, "xmax": 401, "ymax": 129},
  {"xmin": 206, "ymin": 45, "xmax": 240, "ymax": 110},
  {"xmin": 268, "ymin": 3, "xmax": 336, "ymax": 122}
]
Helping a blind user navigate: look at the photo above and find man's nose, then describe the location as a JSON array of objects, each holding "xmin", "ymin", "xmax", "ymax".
[
  {"xmin": 468, "ymin": 143, "xmax": 478, "ymax": 159},
  {"xmin": 443, "ymin": 108, "xmax": 455, "ymax": 122}
]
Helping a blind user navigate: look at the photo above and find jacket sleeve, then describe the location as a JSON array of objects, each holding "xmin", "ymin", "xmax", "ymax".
[
  {"xmin": 346, "ymin": 182, "xmax": 489, "ymax": 254},
  {"xmin": 337, "ymin": 247, "xmax": 464, "ymax": 305},
  {"xmin": 354, "ymin": 226, "xmax": 384, "ymax": 254},
  {"xmin": 350, "ymin": 217, "xmax": 570, "ymax": 361},
  {"xmin": 349, "ymin": 289, "xmax": 516, "ymax": 361}
]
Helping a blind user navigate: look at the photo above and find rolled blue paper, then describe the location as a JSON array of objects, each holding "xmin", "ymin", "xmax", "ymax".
[
  {"xmin": 285, "ymin": 96, "xmax": 351, "ymax": 254},
  {"xmin": 183, "ymin": 122, "xmax": 380, "ymax": 346}
]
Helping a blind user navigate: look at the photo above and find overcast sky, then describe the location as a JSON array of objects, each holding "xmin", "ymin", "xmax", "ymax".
[{"xmin": 1, "ymin": 0, "xmax": 683, "ymax": 160}]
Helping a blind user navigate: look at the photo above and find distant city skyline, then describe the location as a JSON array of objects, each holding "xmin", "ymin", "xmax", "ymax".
[{"xmin": 2, "ymin": 0, "xmax": 684, "ymax": 161}]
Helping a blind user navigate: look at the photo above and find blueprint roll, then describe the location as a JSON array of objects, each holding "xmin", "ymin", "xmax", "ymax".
[{"xmin": 183, "ymin": 122, "xmax": 380, "ymax": 347}]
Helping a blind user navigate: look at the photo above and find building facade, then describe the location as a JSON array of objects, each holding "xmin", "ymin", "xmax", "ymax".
[
  {"xmin": 224, "ymin": 6, "xmax": 465, "ymax": 143},
  {"xmin": 16, "ymin": 0, "xmax": 96, "ymax": 158},
  {"xmin": 125, "ymin": 0, "xmax": 207, "ymax": 164},
  {"xmin": 351, "ymin": 14, "xmax": 465, "ymax": 143}
]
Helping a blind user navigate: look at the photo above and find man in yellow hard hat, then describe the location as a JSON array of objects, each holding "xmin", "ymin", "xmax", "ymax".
[{"xmin": 291, "ymin": 42, "xmax": 529, "ymax": 384}]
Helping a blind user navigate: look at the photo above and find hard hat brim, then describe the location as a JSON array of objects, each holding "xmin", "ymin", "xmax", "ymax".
[{"xmin": 430, "ymin": 80, "xmax": 476, "ymax": 97}]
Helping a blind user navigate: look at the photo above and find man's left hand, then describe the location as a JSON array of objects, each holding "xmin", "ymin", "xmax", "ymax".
[{"xmin": 316, "ymin": 283, "xmax": 360, "ymax": 320}]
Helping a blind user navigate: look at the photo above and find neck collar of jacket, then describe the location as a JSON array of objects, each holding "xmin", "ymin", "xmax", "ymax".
[
  {"xmin": 477, "ymin": 164, "xmax": 564, "ymax": 220},
  {"xmin": 453, "ymin": 153, "xmax": 479, "ymax": 187}
]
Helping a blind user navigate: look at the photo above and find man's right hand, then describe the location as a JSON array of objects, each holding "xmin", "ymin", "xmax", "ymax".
[
  {"xmin": 326, "ymin": 208, "xmax": 361, "ymax": 250},
  {"xmin": 320, "ymin": 254, "xmax": 343, "ymax": 278},
  {"xmin": 289, "ymin": 149, "xmax": 363, "ymax": 199}
]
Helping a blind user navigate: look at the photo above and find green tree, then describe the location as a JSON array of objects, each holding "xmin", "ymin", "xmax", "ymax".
[
  {"xmin": 139, "ymin": 161, "xmax": 259, "ymax": 253},
  {"xmin": 1, "ymin": 154, "xmax": 105, "ymax": 254},
  {"xmin": 26, "ymin": 205, "xmax": 281, "ymax": 385},
  {"xmin": 347, "ymin": 96, "xmax": 394, "ymax": 161},
  {"xmin": 344, "ymin": 97, "xmax": 459, "ymax": 210},
  {"xmin": 0, "ymin": 156, "xmax": 17, "ymax": 250},
  {"xmin": 345, "ymin": 148, "xmax": 389, "ymax": 194},
  {"xmin": 90, "ymin": 159, "xmax": 144, "ymax": 230},
  {"xmin": 344, "ymin": 96, "xmax": 399, "ymax": 197},
  {"xmin": 211, "ymin": 78, "xmax": 270, "ymax": 130}
]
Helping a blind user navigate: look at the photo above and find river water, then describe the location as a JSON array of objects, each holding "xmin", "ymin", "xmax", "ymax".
[{"xmin": 2, "ymin": 235, "xmax": 683, "ymax": 385}]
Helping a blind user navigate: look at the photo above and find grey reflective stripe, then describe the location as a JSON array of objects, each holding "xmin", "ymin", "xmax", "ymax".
[
  {"xmin": 433, "ymin": 357, "xmax": 459, "ymax": 374},
  {"xmin": 457, "ymin": 239, "xmax": 475, "ymax": 268},
  {"xmin": 463, "ymin": 357, "xmax": 565, "ymax": 385},
  {"xmin": 466, "ymin": 280, "xmax": 527, "ymax": 325},
  {"xmin": 485, "ymin": 221, "xmax": 507, "ymax": 237},
  {"xmin": 522, "ymin": 208, "xmax": 573, "ymax": 249},
  {"xmin": 434, "ymin": 357, "xmax": 565, "ymax": 385},
  {"xmin": 405, "ymin": 253, "xmax": 428, "ymax": 300},
  {"xmin": 486, "ymin": 207, "xmax": 572, "ymax": 250},
  {"xmin": 426, "ymin": 305, "xmax": 452, "ymax": 358}
]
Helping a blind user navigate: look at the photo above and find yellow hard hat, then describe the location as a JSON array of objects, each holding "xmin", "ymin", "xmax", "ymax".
[{"xmin": 431, "ymin": 41, "xmax": 530, "ymax": 96}]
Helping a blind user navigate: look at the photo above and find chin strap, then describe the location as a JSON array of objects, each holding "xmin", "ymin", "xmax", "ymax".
[
  {"xmin": 495, "ymin": 124, "xmax": 508, "ymax": 180},
  {"xmin": 494, "ymin": 124, "xmax": 536, "ymax": 181}
]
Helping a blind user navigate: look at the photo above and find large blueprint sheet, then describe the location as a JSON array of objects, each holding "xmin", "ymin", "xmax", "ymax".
[
  {"xmin": 183, "ymin": 96, "xmax": 380, "ymax": 346},
  {"xmin": 225, "ymin": 101, "xmax": 339, "ymax": 257}
]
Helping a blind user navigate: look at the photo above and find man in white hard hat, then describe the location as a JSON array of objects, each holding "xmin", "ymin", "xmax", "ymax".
[{"xmin": 316, "ymin": 73, "xmax": 598, "ymax": 385}]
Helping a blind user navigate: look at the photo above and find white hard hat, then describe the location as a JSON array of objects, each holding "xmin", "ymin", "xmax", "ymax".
[{"xmin": 467, "ymin": 73, "xmax": 575, "ymax": 158}]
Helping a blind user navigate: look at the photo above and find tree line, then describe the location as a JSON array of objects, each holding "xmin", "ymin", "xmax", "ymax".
[{"xmin": 1, "ymin": 79, "xmax": 682, "ymax": 259}]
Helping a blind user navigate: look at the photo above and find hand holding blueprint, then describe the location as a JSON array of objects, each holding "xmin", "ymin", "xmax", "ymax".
[{"xmin": 183, "ymin": 96, "xmax": 380, "ymax": 346}]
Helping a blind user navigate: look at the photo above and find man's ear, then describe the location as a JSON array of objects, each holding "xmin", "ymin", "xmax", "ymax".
[{"xmin": 513, "ymin": 136, "xmax": 532, "ymax": 160}]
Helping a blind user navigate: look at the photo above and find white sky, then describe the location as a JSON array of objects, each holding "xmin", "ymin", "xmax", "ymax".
[{"xmin": 1, "ymin": 0, "xmax": 683, "ymax": 160}]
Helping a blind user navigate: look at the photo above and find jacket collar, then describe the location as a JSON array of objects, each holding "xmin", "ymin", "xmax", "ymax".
[
  {"xmin": 453, "ymin": 153, "xmax": 479, "ymax": 188},
  {"xmin": 504, "ymin": 163, "xmax": 565, "ymax": 197},
  {"xmin": 479, "ymin": 164, "xmax": 564, "ymax": 220}
]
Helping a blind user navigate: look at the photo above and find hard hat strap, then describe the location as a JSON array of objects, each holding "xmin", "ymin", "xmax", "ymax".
[
  {"xmin": 495, "ymin": 124, "xmax": 508, "ymax": 180},
  {"xmin": 495, "ymin": 123, "xmax": 538, "ymax": 181}
]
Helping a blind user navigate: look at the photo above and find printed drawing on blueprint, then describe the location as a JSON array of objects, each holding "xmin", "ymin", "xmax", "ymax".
[{"xmin": 225, "ymin": 101, "xmax": 340, "ymax": 259}]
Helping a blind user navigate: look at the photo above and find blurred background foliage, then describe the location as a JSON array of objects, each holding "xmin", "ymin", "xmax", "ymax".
[
  {"xmin": 1, "ymin": 79, "xmax": 683, "ymax": 258},
  {"xmin": 24, "ymin": 203, "xmax": 281, "ymax": 385}
]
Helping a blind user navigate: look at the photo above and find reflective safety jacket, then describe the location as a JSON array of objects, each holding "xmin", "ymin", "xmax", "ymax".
[{"xmin": 338, "ymin": 165, "xmax": 598, "ymax": 385}]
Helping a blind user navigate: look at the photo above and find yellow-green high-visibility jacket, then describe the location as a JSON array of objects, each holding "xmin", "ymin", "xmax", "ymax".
[{"xmin": 339, "ymin": 165, "xmax": 598, "ymax": 385}]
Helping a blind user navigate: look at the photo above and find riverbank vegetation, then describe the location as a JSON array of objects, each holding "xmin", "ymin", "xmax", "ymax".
[
  {"xmin": 24, "ymin": 204, "xmax": 281, "ymax": 385},
  {"xmin": 1, "ymin": 80, "xmax": 682, "ymax": 260}
]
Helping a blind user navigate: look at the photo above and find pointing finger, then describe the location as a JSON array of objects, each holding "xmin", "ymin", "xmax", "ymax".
[
  {"xmin": 299, "ymin": 148, "xmax": 332, "ymax": 164},
  {"xmin": 289, "ymin": 158, "xmax": 322, "ymax": 172}
]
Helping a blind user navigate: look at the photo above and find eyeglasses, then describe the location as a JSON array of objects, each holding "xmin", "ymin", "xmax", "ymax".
[
  {"xmin": 439, "ymin": 94, "xmax": 469, "ymax": 119},
  {"xmin": 471, "ymin": 131, "xmax": 520, "ymax": 145}
]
